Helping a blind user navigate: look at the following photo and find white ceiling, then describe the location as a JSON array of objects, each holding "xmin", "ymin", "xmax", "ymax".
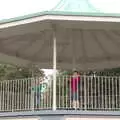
[{"xmin": 0, "ymin": 15, "xmax": 120, "ymax": 70}]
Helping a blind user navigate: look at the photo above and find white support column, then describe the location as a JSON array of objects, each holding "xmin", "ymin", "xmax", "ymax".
[
  {"xmin": 53, "ymin": 27, "xmax": 57, "ymax": 111},
  {"xmin": 70, "ymin": 30, "xmax": 76, "ymax": 70}
]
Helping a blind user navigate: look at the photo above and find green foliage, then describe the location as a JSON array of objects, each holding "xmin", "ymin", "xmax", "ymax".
[
  {"xmin": 0, "ymin": 64, "xmax": 45, "ymax": 80},
  {"xmin": 101, "ymin": 67, "xmax": 120, "ymax": 76},
  {"xmin": 88, "ymin": 68, "xmax": 120, "ymax": 76}
]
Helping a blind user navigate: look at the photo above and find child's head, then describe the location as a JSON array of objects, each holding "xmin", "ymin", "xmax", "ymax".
[{"xmin": 73, "ymin": 71, "xmax": 79, "ymax": 76}]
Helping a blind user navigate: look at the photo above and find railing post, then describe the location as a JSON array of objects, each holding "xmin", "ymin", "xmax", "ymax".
[
  {"xmin": 52, "ymin": 24, "xmax": 57, "ymax": 110},
  {"xmin": 31, "ymin": 78, "xmax": 34, "ymax": 111},
  {"xmin": 31, "ymin": 91, "xmax": 34, "ymax": 111},
  {"xmin": 84, "ymin": 73, "xmax": 87, "ymax": 110},
  {"xmin": 0, "ymin": 91, "xmax": 1, "ymax": 111}
]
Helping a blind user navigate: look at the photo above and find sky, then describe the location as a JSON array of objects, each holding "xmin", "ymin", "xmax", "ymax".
[
  {"xmin": 0, "ymin": 0, "xmax": 120, "ymax": 21},
  {"xmin": 0, "ymin": 0, "xmax": 60, "ymax": 20},
  {"xmin": 43, "ymin": 69, "xmax": 54, "ymax": 76},
  {"xmin": 90, "ymin": 0, "xmax": 120, "ymax": 13}
]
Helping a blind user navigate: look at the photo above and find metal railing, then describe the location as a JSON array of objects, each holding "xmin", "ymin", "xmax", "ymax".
[
  {"xmin": 56, "ymin": 76, "xmax": 120, "ymax": 110},
  {"xmin": 0, "ymin": 76, "xmax": 120, "ymax": 112},
  {"xmin": 0, "ymin": 77, "xmax": 53, "ymax": 112}
]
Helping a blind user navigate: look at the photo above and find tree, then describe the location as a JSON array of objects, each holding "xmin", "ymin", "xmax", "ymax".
[
  {"xmin": 0, "ymin": 63, "xmax": 47, "ymax": 110},
  {"xmin": 0, "ymin": 64, "xmax": 45, "ymax": 80}
]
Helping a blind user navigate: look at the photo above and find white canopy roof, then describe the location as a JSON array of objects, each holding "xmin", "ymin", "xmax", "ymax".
[{"xmin": 0, "ymin": 15, "xmax": 120, "ymax": 70}]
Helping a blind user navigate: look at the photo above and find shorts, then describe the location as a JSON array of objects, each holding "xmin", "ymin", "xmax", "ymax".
[
  {"xmin": 34, "ymin": 92, "xmax": 41, "ymax": 106},
  {"xmin": 71, "ymin": 91, "xmax": 79, "ymax": 101}
]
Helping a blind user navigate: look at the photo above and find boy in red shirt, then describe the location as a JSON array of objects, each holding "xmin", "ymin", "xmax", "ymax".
[{"xmin": 70, "ymin": 71, "xmax": 80, "ymax": 109}]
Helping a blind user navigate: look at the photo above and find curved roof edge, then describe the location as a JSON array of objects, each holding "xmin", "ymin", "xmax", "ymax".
[
  {"xmin": 0, "ymin": 11, "xmax": 120, "ymax": 25},
  {"xmin": 1, "ymin": 0, "xmax": 120, "ymax": 24}
]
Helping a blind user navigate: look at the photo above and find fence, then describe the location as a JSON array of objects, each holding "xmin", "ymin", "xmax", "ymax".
[
  {"xmin": 56, "ymin": 76, "xmax": 120, "ymax": 110},
  {"xmin": 0, "ymin": 76, "xmax": 120, "ymax": 112},
  {"xmin": 0, "ymin": 77, "xmax": 52, "ymax": 112}
]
